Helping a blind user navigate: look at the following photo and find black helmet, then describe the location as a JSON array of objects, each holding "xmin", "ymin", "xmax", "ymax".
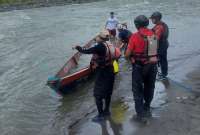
[
  {"xmin": 110, "ymin": 12, "xmax": 114, "ymax": 15},
  {"xmin": 150, "ymin": 11, "xmax": 162, "ymax": 20},
  {"xmin": 134, "ymin": 15, "xmax": 149, "ymax": 29}
]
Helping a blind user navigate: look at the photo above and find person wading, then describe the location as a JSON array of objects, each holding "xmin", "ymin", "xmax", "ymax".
[
  {"xmin": 105, "ymin": 12, "xmax": 119, "ymax": 38},
  {"xmin": 75, "ymin": 30, "xmax": 120, "ymax": 122},
  {"xmin": 117, "ymin": 23, "xmax": 132, "ymax": 50},
  {"xmin": 150, "ymin": 11, "xmax": 169, "ymax": 79},
  {"xmin": 125, "ymin": 15, "xmax": 158, "ymax": 122}
]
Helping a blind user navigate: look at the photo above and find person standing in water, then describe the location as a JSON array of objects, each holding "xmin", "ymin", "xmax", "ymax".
[
  {"xmin": 125, "ymin": 15, "xmax": 158, "ymax": 122},
  {"xmin": 150, "ymin": 11, "xmax": 169, "ymax": 80},
  {"xmin": 105, "ymin": 12, "xmax": 119, "ymax": 38},
  {"xmin": 75, "ymin": 30, "xmax": 120, "ymax": 122},
  {"xmin": 117, "ymin": 23, "xmax": 132, "ymax": 49}
]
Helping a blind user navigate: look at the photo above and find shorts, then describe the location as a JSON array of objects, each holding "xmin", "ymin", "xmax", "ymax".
[{"xmin": 107, "ymin": 29, "xmax": 116, "ymax": 37}]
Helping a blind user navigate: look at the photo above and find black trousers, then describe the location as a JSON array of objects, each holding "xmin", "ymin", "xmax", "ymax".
[
  {"xmin": 95, "ymin": 95, "xmax": 111, "ymax": 115},
  {"xmin": 158, "ymin": 46, "xmax": 168, "ymax": 77},
  {"xmin": 132, "ymin": 63, "xmax": 157, "ymax": 116},
  {"xmin": 159, "ymin": 52, "xmax": 168, "ymax": 76},
  {"xmin": 94, "ymin": 66, "xmax": 115, "ymax": 116}
]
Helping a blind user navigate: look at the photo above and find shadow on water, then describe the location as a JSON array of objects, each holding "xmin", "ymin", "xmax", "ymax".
[
  {"xmin": 68, "ymin": 99, "xmax": 128, "ymax": 135},
  {"xmin": 97, "ymin": 116, "xmax": 123, "ymax": 135}
]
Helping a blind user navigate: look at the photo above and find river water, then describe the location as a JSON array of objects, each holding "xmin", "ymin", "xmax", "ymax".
[{"xmin": 0, "ymin": 0, "xmax": 200, "ymax": 135}]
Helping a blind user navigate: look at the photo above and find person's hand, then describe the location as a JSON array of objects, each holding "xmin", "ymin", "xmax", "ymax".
[{"xmin": 75, "ymin": 46, "xmax": 82, "ymax": 51}]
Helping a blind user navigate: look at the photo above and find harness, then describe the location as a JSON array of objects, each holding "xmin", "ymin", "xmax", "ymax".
[
  {"xmin": 90, "ymin": 42, "xmax": 121, "ymax": 69},
  {"xmin": 131, "ymin": 32, "xmax": 158, "ymax": 64}
]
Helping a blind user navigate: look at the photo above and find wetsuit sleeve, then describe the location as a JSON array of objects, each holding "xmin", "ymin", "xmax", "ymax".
[
  {"xmin": 154, "ymin": 25, "xmax": 164, "ymax": 40},
  {"xmin": 78, "ymin": 44, "xmax": 105, "ymax": 55},
  {"xmin": 78, "ymin": 46, "xmax": 98, "ymax": 54}
]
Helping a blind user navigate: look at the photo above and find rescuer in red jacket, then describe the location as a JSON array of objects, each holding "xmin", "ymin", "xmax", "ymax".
[
  {"xmin": 150, "ymin": 11, "xmax": 169, "ymax": 79},
  {"xmin": 125, "ymin": 15, "xmax": 158, "ymax": 122}
]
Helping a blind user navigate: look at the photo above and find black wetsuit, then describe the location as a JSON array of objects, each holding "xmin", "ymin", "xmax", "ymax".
[{"xmin": 78, "ymin": 43, "xmax": 115, "ymax": 116}]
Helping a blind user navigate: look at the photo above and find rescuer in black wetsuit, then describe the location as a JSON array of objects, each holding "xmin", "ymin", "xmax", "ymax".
[{"xmin": 75, "ymin": 31, "xmax": 115, "ymax": 122}]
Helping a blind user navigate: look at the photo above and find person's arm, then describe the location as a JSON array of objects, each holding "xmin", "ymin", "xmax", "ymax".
[
  {"xmin": 125, "ymin": 48, "xmax": 132, "ymax": 59},
  {"xmin": 75, "ymin": 45, "xmax": 98, "ymax": 54},
  {"xmin": 125, "ymin": 36, "xmax": 134, "ymax": 59},
  {"xmin": 117, "ymin": 32, "xmax": 125, "ymax": 48},
  {"xmin": 124, "ymin": 34, "xmax": 136, "ymax": 59},
  {"xmin": 116, "ymin": 38, "xmax": 124, "ymax": 48}
]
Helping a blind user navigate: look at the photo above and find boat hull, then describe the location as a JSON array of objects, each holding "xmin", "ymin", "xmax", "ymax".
[
  {"xmin": 60, "ymin": 67, "xmax": 92, "ymax": 87},
  {"xmin": 47, "ymin": 35, "xmax": 122, "ymax": 94}
]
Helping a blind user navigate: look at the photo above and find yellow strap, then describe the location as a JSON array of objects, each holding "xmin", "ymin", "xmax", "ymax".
[{"xmin": 113, "ymin": 60, "xmax": 119, "ymax": 73}]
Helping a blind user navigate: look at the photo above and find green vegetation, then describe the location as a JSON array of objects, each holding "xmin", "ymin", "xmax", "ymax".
[{"xmin": 0, "ymin": 0, "xmax": 33, "ymax": 5}]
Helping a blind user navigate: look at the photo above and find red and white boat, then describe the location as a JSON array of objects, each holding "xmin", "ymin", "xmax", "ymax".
[{"xmin": 47, "ymin": 35, "xmax": 122, "ymax": 93}]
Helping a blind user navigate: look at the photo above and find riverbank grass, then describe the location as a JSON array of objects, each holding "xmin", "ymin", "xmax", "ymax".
[{"xmin": 0, "ymin": 0, "xmax": 33, "ymax": 5}]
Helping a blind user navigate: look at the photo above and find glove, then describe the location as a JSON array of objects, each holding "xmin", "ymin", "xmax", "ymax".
[{"xmin": 75, "ymin": 46, "xmax": 82, "ymax": 52}]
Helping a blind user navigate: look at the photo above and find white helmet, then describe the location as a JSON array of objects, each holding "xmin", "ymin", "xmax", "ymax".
[
  {"xmin": 99, "ymin": 29, "xmax": 109, "ymax": 40},
  {"xmin": 117, "ymin": 24, "xmax": 123, "ymax": 30}
]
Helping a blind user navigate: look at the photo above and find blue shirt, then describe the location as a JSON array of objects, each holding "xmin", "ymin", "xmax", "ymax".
[{"xmin": 118, "ymin": 29, "xmax": 132, "ymax": 43}]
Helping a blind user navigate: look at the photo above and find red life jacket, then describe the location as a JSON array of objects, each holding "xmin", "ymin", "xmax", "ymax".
[
  {"xmin": 131, "ymin": 32, "xmax": 158, "ymax": 64},
  {"xmin": 152, "ymin": 22, "xmax": 169, "ymax": 54},
  {"xmin": 90, "ymin": 42, "xmax": 121, "ymax": 69}
]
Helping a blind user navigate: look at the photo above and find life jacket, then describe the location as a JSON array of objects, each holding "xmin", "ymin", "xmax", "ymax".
[
  {"xmin": 90, "ymin": 42, "xmax": 121, "ymax": 69},
  {"xmin": 156, "ymin": 22, "xmax": 169, "ymax": 42},
  {"xmin": 153, "ymin": 22, "xmax": 169, "ymax": 53},
  {"xmin": 131, "ymin": 33, "xmax": 158, "ymax": 64}
]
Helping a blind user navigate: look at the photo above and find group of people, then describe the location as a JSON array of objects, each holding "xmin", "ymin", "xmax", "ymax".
[{"xmin": 75, "ymin": 11, "xmax": 169, "ymax": 123}]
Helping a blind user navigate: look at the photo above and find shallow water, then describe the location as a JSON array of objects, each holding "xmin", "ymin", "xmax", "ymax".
[
  {"xmin": 68, "ymin": 79, "xmax": 173, "ymax": 135},
  {"xmin": 0, "ymin": 0, "xmax": 200, "ymax": 135}
]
